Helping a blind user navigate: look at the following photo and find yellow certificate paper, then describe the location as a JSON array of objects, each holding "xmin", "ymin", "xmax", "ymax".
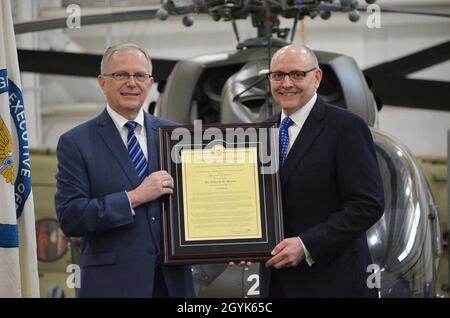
[{"xmin": 181, "ymin": 145, "xmax": 262, "ymax": 241}]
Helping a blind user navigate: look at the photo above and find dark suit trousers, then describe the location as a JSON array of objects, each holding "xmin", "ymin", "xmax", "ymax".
[
  {"xmin": 153, "ymin": 264, "xmax": 169, "ymax": 298},
  {"xmin": 268, "ymin": 269, "xmax": 286, "ymax": 298}
]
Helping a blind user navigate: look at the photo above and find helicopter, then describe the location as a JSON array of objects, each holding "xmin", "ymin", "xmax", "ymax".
[
  {"xmin": 153, "ymin": 3, "xmax": 445, "ymax": 297},
  {"xmin": 11, "ymin": 0, "xmax": 449, "ymax": 297}
]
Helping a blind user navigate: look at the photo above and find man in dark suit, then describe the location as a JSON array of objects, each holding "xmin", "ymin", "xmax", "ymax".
[
  {"xmin": 55, "ymin": 44, "xmax": 194, "ymax": 298},
  {"xmin": 261, "ymin": 44, "xmax": 384, "ymax": 297}
]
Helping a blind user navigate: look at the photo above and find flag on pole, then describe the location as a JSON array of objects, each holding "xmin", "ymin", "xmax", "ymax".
[{"xmin": 0, "ymin": 0, "xmax": 40, "ymax": 298}]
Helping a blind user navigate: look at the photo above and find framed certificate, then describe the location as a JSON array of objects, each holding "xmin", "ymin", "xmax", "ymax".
[{"xmin": 159, "ymin": 122, "xmax": 283, "ymax": 265}]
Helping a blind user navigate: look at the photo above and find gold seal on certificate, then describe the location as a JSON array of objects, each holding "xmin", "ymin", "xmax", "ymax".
[{"xmin": 159, "ymin": 122, "xmax": 283, "ymax": 265}]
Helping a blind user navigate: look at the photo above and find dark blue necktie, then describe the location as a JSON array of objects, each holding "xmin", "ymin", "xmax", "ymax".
[
  {"xmin": 125, "ymin": 121, "xmax": 148, "ymax": 181},
  {"xmin": 279, "ymin": 116, "xmax": 294, "ymax": 167}
]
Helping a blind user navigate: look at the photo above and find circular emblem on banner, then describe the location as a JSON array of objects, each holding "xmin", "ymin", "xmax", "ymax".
[{"xmin": 0, "ymin": 116, "xmax": 14, "ymax": 184}]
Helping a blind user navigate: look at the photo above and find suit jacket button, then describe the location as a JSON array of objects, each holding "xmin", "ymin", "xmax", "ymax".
[{"xmin": 151, "ymin": 217, "xmax": 155, "ymax": 221}]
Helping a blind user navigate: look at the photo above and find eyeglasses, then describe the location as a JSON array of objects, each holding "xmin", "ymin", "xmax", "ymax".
[
  {"xmin": 102, "ymin": 72, "xmax": 152, "ymax": 82},
  {"xmin": 268, "ymin": 68, "xmax": 317, "ymax": 82}
]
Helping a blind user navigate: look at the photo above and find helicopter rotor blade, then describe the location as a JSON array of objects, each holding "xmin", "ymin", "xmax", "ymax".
[
  {"xmin": 357, "ymin": 4, "xmax": 450, "ymax": 18},
  {"xmin": 320, "ymin": 2, "xmax": 449, "ymax": 18},
  {"xmin": 13, "ymin": 1, "xmax": 450, "ymax": 35},
  {"xmin": 17, "ymin": 49, "xmax": 177, "ymax": 80},
  {"xmin": 14, "ymin": 9, "xmax": 159, "ymax": 34}
]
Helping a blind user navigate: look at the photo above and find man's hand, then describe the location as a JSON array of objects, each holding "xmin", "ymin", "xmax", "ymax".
[
  {"xmin": 127, "ymin": 170, "xmax": 174, "ymax": 208},
  {"xmin": 265, "ymin": 237, "xmax": 304, "ymax": 269}
]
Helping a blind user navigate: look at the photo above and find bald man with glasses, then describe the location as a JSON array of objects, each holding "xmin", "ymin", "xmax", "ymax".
[{"xmin": 261, "ymin": 44, "xmax": 384, "ymax": 297}]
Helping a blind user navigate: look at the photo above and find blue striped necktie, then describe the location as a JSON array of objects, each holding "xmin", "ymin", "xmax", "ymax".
[
  {"xmin": 279, "ymin": 116, "xmax": 294, "ymax": 167},
  {"xmin": 124, "ymin": 121, "xmax": 148, "ymax": 181}
]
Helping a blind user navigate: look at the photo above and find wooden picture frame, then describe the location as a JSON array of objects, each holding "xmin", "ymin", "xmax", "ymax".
[{"xmin": 159, "ymin": 122, "xmax": 283, "ymax": 265}]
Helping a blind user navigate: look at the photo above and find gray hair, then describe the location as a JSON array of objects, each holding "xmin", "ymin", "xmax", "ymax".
[{"xmin": 100, "ymin": 43, "xmax": 153, "ymax": 74}]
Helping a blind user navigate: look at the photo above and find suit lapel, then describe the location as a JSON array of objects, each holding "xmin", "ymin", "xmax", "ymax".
[
  {"xmin": 280, "ymin": 99, "xmax": 325, "ymax": 188},
  {"xmin": 96, "ymin": 109, "xmax": 141, "ymax": 188},
  {"xmin": 144, "ymin": 113, "xmax": 163, "ymax": 247},
  {"xmin": 144, "ymin": 113, "xmax": 159, "ymax": 173}
]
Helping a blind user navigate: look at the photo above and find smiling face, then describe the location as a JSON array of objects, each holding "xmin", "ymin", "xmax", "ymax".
[
  {"xmin": 270, "ymin": 45, "xmax": 322, "ymax": 116},
  {"xmin": 98, "ymin": 48, "xmax": 153, "ymax": 119}
]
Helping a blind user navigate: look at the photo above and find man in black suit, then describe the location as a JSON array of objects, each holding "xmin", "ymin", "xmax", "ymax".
[{"xmin": 261, "ymin": 44, "xmax": 384, "ymax": 297}]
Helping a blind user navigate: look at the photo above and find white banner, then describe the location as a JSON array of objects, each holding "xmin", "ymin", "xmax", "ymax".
[{"xmin": 0, "ymin": 0, "xmax": 40, "ymax": 298}]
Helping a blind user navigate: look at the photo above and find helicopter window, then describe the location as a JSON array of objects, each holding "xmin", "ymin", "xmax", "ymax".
[
  {"xmin": 371, "ymin": 143, "xmax": 398, "ymax": 263},
  {"xmin": 36, "ymin": 218, "xmax": 69, "ymax": 262},
  {"xmin": 369, "ymin": 133, "xmax": 425, "ymax": 274}
]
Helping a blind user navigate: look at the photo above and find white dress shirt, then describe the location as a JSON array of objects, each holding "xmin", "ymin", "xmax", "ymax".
[
  {"xmin": 279, "ymin": 93, "xmax": 317, "ymax": 154},
  {"xmin": 279, "ymin": 93, "xmax": 317, "ymax": 266}
]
